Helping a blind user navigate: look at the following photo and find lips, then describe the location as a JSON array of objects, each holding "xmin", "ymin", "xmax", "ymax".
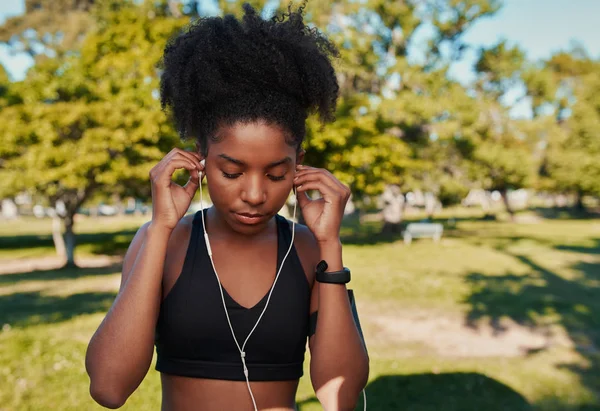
[
  {"xmin": 238, "ymin": 212, "xmax": 263, "ymax": 217},
  {"xmin": 233, "ymin": 212, "xmax": 266, "ymax": 225}
]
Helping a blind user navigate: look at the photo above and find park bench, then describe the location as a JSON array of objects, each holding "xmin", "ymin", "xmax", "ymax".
[{"xmin": 403, "ymin": 222, "xmax": 443, "ymax": 245}]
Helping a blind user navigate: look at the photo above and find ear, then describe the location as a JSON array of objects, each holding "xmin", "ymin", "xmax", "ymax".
[{"xmin": 296, "ymin": 149, "xmax": 305, "ymax": 165}]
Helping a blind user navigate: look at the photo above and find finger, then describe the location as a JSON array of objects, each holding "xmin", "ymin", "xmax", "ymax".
[
  {"xmin": 182, "ymin": 150, "xmax": 204, "ymax": 166},
  {"xmin": 295, "ymin": 168, "xmax": 347, "ymax": 192},
  {"xmin": 153, "ymin": 159, "xmax": 198, "ymax": 187},
  {"xmin": 166, "ymin": 157, "xmax": 198, "ymax": 174},
  {"xmin": 172, "ymin": 149, "xmax": 203, "ymax": 170},
  {"xmin": 295, "ymin": 181, "xmax": 339, "ymax": 204},
  {"xmin": 184, "ymin": 168, "xmax": 200, "ymax": 197},
  {"xmin": 164, "ymin": 149, "xmax": 203, "ymax": 174},
  {"xmin": 295, "ymin": 188, "xmax": 312, "ymax": 209},
  {"xmin": 294, "ymin": 173, "xmax": 342, "ymax": 197}
]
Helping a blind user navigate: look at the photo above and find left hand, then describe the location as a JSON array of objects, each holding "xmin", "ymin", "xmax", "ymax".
[{"xmin": 293, "ymin": 165, "xmax": 351, "ymax": 244}]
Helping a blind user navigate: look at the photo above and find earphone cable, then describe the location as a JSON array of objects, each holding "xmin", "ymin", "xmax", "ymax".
[
  {"xmin": 198, "ymin": 175, "xmax": 366, "ymax": 411},
  {"xmin": 199, "ymin": 178, "xmax": 296, "ymax": 411}
]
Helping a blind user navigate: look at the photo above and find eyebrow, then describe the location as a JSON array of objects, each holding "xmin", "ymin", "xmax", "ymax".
[{"xmin": 218, "ymin": 154, "xmax": 292, "ymax": 168}]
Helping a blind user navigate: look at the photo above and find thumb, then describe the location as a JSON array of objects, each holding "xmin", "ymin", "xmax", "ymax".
[{"xmin": 184, "ymin": 168, "xmax": 200, "ymax": 198}]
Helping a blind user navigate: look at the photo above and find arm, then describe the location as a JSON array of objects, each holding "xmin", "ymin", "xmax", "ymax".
[
  {"xmin": 308, "ymin": 239, "xmax": 369, "ymax": 411},
  {"xmin": 85, "ymin": 148, "xmax": 203, "ymax": 409},
  {"xmin": 85, "ymin": 222, "xmax": 171, "ymax": 409},
  {"xmin": 292, "ymin": 164, "xmax": 369, "ymax": 410}
]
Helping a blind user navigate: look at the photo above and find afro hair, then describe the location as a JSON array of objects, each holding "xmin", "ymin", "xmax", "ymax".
[{"xmin": 159, "ymin": 2, "xmax": 339, "ymax": 155}]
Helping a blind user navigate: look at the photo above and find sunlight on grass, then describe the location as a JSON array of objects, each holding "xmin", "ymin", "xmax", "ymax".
[{"xmin": 0, "ymin": 212, "xmax": 599, "ymax": 410}]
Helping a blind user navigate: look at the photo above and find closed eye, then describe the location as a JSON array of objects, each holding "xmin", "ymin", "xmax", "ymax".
[
  {"xmin": 222, "ymin": 172, "xmax": 285, "ymax": 181},
  {"xmin": 222, "ymin": 172, "xmax": 242, "ymax": 179}
]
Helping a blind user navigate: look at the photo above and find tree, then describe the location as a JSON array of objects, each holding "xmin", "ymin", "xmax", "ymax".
[
  {"xmin": 0, "ymin": 1, "xmax": 194, "ymax": 266},
  {"xmin": 0, "ymin": 64, "xmax": 10, "ymax": 103},
  {"xmin": 470, "ymin": 40, "xmax": 536, "ymax": 216},
  {"xmin": 299, "ymin": 0, "xmax": 504, "ymax": 228},
  {"xmin": 0, "ymin": 0, "xmax": 96, "ymax": 59},
  {"xmin": 522, "ymin": 49, "xmax": 600, "ymax": 209}
]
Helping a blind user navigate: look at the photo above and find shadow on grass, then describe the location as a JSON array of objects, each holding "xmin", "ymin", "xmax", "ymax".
[
  {"xmin": 555, "ymin": 238, "xmax": 600, "ymax": 255},
  {"xmin": 464, "ymin": 239, "xmax": 600, "ymax": 407},
  {"xmin": 0, "ymin": 290, "xmax": 117, "ymax": 328},
  {"xmin": 0, "ymin": 263, "xmax": 122, "ymax": 286},
  {"xmin": 0, "ymin": 230, "xmax": 138, "ymax": 256},
  {"xmin": 296, "ymin": 373, "xmax": 531, "ymax": 410},
  {"xmin": 530, "ymin": 206, "xmax": 600, "ymax": 220}
]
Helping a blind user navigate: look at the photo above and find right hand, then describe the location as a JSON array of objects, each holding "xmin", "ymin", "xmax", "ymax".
[{"xmin": 149, "ymin": 148, "xmax": 204, "ymax": 231}]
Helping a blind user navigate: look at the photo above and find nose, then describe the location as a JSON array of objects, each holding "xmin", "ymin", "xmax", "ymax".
[{"xmin": 240, "ymin": 174, "xmax": 266, "ymax": 206}]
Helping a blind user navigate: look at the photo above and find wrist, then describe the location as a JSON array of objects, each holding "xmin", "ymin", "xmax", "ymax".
[
  {"xmin": 147, "ymin": 222, "xmax": 174, "ymax": 238},
  {"xmin": 317, "ymin": 237, "xmax": 342, "ymax": 250},
  {"xmin": 318, "ymin": 240, "xmax": 343, "ymax": 272}
]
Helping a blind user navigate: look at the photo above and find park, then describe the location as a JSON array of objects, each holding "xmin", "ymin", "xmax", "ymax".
[{"xmin": 1, "ymin": 0, "xmax": 599, "ymax": 410}]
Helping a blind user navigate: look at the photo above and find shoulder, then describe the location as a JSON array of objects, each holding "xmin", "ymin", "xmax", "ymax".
[
  {"xmin": 287, "ymin": 220, "xmax": 318, "ymax": 252},
  {"xmin": 164, "ymin": 212, "xmax": 197, "ymax": 262},
  {"xmin": 127, "ymin": 213, "xmax": 196, "ymax": 248},
  {"xmin": 121, "ymin": 213, "xmax": 198, "ymax": 290},
  {"xmin": 281, "ymin": 217, "xmax": 320, "ymax": 282},
  {"xmin": 160, "ymin": 212, "xmax": 200, "ymax": 297},
  {"xmin": 170, "ymin": 213, "xmax": 196, "ymax": 239}
]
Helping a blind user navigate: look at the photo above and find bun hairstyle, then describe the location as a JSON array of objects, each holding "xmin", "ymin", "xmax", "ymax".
[{"xmin": 159, "ymin": 2, "xmax": 339, "ymax": 155}]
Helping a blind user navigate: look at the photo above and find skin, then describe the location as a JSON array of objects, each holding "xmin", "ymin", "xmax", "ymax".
[{"xmin": 85, "ymin": 120, "xmax": 369, "ymax": 410}]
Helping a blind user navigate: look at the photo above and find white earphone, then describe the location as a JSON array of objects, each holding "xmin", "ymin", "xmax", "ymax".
[{"xmin": 196, "ymin": 159, "xmax": 366, "ymax": 411}]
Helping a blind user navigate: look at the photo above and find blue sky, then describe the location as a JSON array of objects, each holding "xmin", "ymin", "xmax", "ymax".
[
  {"xmin": 449, "ymin": 0, "xmax": 600, "ymax": 85},
  {"xmin": 1, "ymin": 0, "xmax": 599, "ymax": 83}
]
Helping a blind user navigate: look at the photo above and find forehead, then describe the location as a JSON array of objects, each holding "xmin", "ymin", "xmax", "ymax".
[{"xmin": 210, "ymin": 121, "xmax": 295, "ymax": 162}]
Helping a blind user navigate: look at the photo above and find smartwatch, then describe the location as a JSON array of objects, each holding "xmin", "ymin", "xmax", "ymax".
[{"xmin": 315, "ymin": 260, "xmax": 351, "ymax": 284}]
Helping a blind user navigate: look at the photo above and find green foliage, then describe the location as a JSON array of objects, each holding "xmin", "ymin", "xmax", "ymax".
[
  {"xmin": 300, "ymin": 0, "xmax": 504, "ymax": 202},
  {"xmin": 545, "ymin": 71, "xmax": 600, "ymax": 197},
  {"xmin": 0, "ymin": 0, "xmax": 598, "ymax": 243},
  {"xmin": 470, "ymin": 40, "xmax": 537, "ymax": 205},
  {"xmin": 0, "ymin": 0, "xmax": 95, "ymax": 59},
  {"xmin": 475, "ymin": 40, "xmax": 526, "ymax": 98},
  {"xmin": 305, "ymin": 95, "xmax": 414, "ymax": 198},
  {"xmin": 0, "ymin": 1, "xmax": 195, "ymax": 264},
  {"xmin": 0, "ymin": 1, "xmax": 189, "ymax": 205},
  {"xmin": 522, "ymin": 48, "xmax": 600, "ymax": 198},
  {"xmin": 0, "ymin": 64, "xmax": 9, "ymax": 104}
]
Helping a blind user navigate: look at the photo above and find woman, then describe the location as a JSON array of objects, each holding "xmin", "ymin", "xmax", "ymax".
[{"xmin": 85, "ymin": 3, "xmax": 369, "ymax": 410}]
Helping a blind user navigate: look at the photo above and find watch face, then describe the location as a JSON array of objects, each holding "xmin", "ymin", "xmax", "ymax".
[{"xmin": 316, "ymin": 260, "xmax": 328, "ymax": 273}]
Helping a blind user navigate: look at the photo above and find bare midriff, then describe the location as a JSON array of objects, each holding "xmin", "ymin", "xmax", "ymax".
[{"xmin": 160, "ymin": 374, "xmax": 300, "ymax": 411}]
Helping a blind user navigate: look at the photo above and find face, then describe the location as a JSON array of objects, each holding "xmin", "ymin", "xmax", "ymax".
[{"xmin": 202, "ymin": 121, "xmax": 304, "ymax": 236}]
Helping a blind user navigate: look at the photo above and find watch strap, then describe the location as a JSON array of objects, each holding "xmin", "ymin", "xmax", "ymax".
[{"xmin": 315, "ymin": 260, "xmax": 351, "ymax": 284}]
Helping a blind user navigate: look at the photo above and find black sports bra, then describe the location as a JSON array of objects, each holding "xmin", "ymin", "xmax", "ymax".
[{"xmin": 154, "ymin": 209, "xmax": 311, "ymax": 381}]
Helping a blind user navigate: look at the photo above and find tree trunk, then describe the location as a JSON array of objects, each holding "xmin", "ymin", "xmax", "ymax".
[
  {"xmin": 575, "ymin": 190, "xmax": 586, "ymax": 211},
  {"xmin": 381, "ymin": 185, "xmax": 404, "ymax": 234},
  {"xmin": 424, "ymin": 192, "xmax": 437, "ymax": 220},
  {"xmin": 63, "ymin": 213, "xmax": 77, "ymax": 268},
  {"xmin": 500, "ymin": 189, "xmax": 515, "ymax": 220},
  {"xmin": 52, "ymin": 216, "xmax": 67, "ymax": 259}
]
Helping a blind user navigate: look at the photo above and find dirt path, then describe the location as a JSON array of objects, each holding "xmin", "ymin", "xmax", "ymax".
[{"xmin": 363, "ymin": 308, "xmax": 573, "ymax": 357}]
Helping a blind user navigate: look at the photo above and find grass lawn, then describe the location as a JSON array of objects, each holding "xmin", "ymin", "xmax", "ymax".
[{"xmin": 0, "ymin": 208, "xmax": 599, "ymax": 410}]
